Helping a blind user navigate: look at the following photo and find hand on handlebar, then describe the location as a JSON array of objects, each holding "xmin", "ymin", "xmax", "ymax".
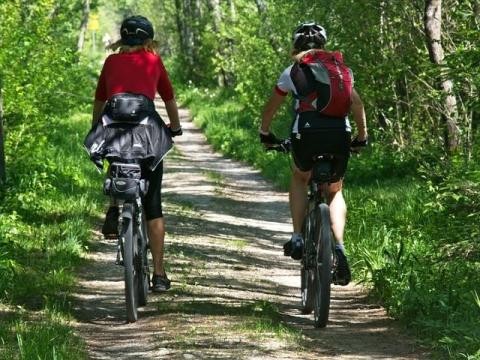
[
  {"xmin": 263, "ymin": 137, "xmax": 291, "ymax": 153},
  {"xmin": 259, "ymin": 131, "xmax": 282, "ymax": 146},
  {"xmin": 350, "ymin": 135, "xmax": 368, "ymax": 153},
  {"xmin": 259, "ymin": 131, "xmax": 291, "ymax": 153},
  {"xmin": 167, "ymin": 124, "xmax": 183, "ymax": 137}
]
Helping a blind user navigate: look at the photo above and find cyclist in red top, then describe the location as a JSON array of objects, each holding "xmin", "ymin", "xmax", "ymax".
[
  {"xmin": 260, "ymin": 23, "xmax": 368, "ymax": 285},
  {"xmin": 92, "ymin": 16, "xmax": 182, "ymax": 292}
]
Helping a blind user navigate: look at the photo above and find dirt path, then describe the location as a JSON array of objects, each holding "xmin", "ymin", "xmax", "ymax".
[{"xmin": 72, "ymin": 105, "xmax": 429, "ymax": 359}]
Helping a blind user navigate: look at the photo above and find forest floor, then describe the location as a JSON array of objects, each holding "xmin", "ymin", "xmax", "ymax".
[{"xmin": 72, "ymin": 104, "xmax": 430, "ymax": 359}]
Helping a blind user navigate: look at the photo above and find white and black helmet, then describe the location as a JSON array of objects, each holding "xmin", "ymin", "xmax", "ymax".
[
  {"xmin": 292, "ymin": 22, "xmax": 327, "ymax": 51},
  {"xmin": 120, "ymin": 16, "xmax": 154, "ymax": 46}
]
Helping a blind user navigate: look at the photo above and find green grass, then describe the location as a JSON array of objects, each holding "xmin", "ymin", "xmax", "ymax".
[
  {"xmin": 0, "ymin": 111, "xmax": 102, "ymax": 359},
  {"xmin": 178, "ymin": 86, "xmax": 480, "ymax": 359},
  {"xmin": 0, "ymin": 309, "xmax": 87, "ymax": 360}
]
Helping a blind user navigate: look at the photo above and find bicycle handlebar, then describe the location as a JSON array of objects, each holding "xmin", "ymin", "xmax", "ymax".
[
  {"xmin": 265, "ymin": 137, "xmax": 367, "ymax": 154},
  {"xmin": 265, "ymin": 138, "xmax": 292, "ymax": 153}
]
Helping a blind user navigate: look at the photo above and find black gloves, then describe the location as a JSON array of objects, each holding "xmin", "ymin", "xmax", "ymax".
[
  {"xmin": 350, "ymin": 136, "xmax": 368, "ymax": 153},
  {"xmin": 259, "ymin": 131, "xmax": 281, "ymax": 145},
  {"xmin": 168, "ymin": 126, "xmax": 183, "ymax": 137},
  {"xmin": 351, "ymin": 136, "xmax": 368, "ymax": 148}
]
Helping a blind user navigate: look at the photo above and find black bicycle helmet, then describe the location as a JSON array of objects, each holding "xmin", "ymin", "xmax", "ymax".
[
  {"xmin": 292, "ymin": 22, "xmax": 327, "ymax": 51},
  {"xmin": 120, "ymin": 16, "xmax": 154, "ymax": 46}
]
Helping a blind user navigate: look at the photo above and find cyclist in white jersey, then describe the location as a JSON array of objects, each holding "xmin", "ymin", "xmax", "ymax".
[{"xmin": 259, "ymin": 22, "xmax": 368, "ymax": 285}]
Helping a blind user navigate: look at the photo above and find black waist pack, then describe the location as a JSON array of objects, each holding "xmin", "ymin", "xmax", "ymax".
[{"xmin": 105, "ymin": 93, "xmax": 155, "ymax": 122}]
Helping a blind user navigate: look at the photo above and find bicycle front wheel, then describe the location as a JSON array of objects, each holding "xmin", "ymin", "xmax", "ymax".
[
  {"xmin": 121, "ymin": 204, "xmax": 138, "ymax": 323},
  {"xmin": 313, "ymin": 203, "xmax": 333, "ymax": 328},
  {"xmin": 301, "ymin": 267, "xmax": 315, "ymax": 314},
  {"xmin": 301, "ymin": 210, "xmax": 315, "ymax": 314}
]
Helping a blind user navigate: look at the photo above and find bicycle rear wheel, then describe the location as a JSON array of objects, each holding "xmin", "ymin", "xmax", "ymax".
[
  {"xmin": 121, "ymin": 204, "xmax": 138, "ymax": 323},
  {"xmin": 137, "ymin": 212, "xmax": 150, "ymax": 307},
  {"xmin": 313, "ymin": 203, "xmax": 333, "ymax": 328}
]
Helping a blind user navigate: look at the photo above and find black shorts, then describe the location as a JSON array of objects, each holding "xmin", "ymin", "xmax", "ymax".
[
  {"xmin": 141, "ymin": 161, "xmax": 164, "ymax": 220},
  {"xmin": 291, "ymin": 130, "xmax": 351, "ymax": 182}
]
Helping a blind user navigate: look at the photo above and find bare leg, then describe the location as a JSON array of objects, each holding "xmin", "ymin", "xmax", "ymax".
[
  {"xmin": 289, "ymin": 165, "xmax": 311, "ymax": 233},
  {"xmin": 326, "ymin": 181, "xmax": 347, "ymax": 245},
  {"xmin": 148, "ymin": 217, "xmax": 166, "ymax": 276}
]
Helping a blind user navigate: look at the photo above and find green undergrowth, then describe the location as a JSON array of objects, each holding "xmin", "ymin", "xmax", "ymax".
[
  {"xmin": 179, "ymin": 87, "xmax": 293, "ymax": 189},
  {"xmin": 178, "ymin": 86, "xmax": 480, "ymax": 359},
  {"xmin": 0, "ymin": 111, "xmax": 101, "ymax": 359}
]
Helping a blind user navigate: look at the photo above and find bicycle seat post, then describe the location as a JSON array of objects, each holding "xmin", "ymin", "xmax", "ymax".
[{"xmin": 310, "ymin": 155, "xmax": 335, "ymax": 202}]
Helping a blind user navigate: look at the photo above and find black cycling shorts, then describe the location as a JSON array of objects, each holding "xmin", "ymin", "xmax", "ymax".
[
  {"xmin": 142, "ymin": 161, "xmax": 164, "ymax": 220},
  {"xmin": 291, "ymin": 130, "xmax": 351, "ymax": 182}
]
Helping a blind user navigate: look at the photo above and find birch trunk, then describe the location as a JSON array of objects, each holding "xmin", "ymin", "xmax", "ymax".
[
  {"xmin": 77, "ymin": 0, "xmax": 90, "ymax": 52},
  {"xmin": 424, "ymin": 0, "xmax": 460, "ymax": 152}
]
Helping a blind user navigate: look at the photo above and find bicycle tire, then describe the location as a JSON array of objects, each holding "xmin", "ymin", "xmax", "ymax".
[
  {"xmin": 313, "ymin": 203, "xmax": 333, "ymax": 328},
  {"xmin": 137, "ymin": 212, "xmax": 149, "ymax": 307},
  {"xmin": 121, "ymin": 204, "xmax": 138, "ymax": 323},
  {"xmin": 301, "ymin": 267, "xmax": 315, "ymax": 314},
  {"xmin": 301, "ymin": 211, "xmax": 315, "ymax": 314}
]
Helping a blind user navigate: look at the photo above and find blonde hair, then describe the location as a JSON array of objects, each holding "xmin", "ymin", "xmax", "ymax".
[
  {"xmin": 292, "ymin": 48, "xmax": 325, "ymax": 63},
  {"xmin": 107, "ymin": 39, "xmax": 159, "ymax": 54}
]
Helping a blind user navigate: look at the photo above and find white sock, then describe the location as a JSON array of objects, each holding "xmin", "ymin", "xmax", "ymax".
[
  {"xmin": 335, "ymin": 243, "xmax": 346, "ymax": 254},
  {"xmin": 291, "ymin": 232, "xmax": 303, "ymax": 241}
]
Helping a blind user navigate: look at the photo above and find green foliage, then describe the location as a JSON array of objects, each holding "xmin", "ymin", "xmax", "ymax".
[
  {"xmin": 0, "ymin": 112, "xmax": 100, "ymax": 359},
  {"xmin": 0, "ymin": 1, "xmax": 100, "ymax": 358},
  {"xmin": 0, "ymin": 1, "xmax": 93, "ymax": 120}
]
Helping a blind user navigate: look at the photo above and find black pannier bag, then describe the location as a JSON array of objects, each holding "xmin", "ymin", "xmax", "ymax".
[
  {"xmin": 104, "ymin": 93, "xmax": 156, "ymax": 122},
  {"xmin": 103, "ymin": 162, "xmax": 148, "ymax": 200}
]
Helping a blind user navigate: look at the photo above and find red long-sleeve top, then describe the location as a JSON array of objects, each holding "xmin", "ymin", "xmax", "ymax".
[{"xmin": 95, "ymin": 49, "xmax": 174, "ymax": 102}]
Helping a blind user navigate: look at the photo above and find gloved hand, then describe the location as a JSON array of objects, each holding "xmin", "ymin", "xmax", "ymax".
[
  {"xmin": 259, "ymin": 131, "xmax": 281, "ymax": 145},
  {"xmin": 350, "ymin": 136, "xmax": 368, "ymax": 152},
  {"xmin": 168, "ymin": 126, "xmax": 183, "ymax": 137}
]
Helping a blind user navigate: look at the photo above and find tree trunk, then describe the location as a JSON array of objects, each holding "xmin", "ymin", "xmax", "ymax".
[
  {"xmin": 227, "ymin": 0, "xmax": 236, "ymax": 20},
  {"xmin": 208, "ymin": 0, "xmax": 227, "ymax": 87},
  {"xmin": 0, "ymin": 76, "xmax": 5, "ymax": 183},
  {"xmin": 424, "ymin": 0, "xmax": 460, "ymax": 152},
  {"xmin": 475, "ymin": 1, "xmax": 480, "ymax": 23},
  {"xmin": 77, "ymin": 0, "xmax": 90, "ymax": 52},
  {"xmin": 254, "ymin": 0, "xmax": 267, "ymax": 13},
  {"xmin": 174, "ymin": 0, "xmax": 196, "ymax": 76}
]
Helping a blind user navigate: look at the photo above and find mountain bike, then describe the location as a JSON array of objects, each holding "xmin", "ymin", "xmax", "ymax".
[
  {"xmin": 269, "ymin": 139, "xmax": 340, "ymax": 328},
  {"xmin": 103, "ymin": 162, "xmax": 150, "ymax": 323}
]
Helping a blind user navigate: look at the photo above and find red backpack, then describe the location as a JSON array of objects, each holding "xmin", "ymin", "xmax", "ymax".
[{"xmin": 291, "ymin": 50, "xmax": 353, "ymax": 118}]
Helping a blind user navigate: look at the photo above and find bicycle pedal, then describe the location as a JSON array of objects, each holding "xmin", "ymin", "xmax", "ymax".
[{"xmin": 115, "ymin": 260, "xmax": 124, "ymax": 266}]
